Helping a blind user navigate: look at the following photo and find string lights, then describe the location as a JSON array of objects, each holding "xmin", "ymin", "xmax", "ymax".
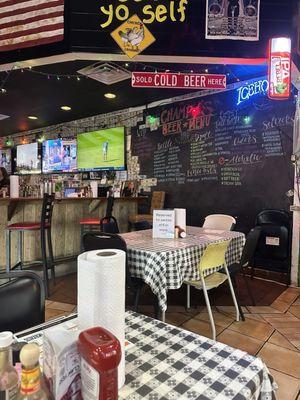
[
  {"xmin": 36, "ymin": 133, "xmax": 45, "ymax": 143},
  {"xmin": 5, "ymin": 138, "xmax": 13, "ymax": 147},
  {"xmin": 1, "ymin": 61, "xmax": 242, "ymax": 86}
]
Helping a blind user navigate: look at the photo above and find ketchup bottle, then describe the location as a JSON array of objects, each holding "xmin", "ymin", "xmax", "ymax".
[{"xmin": 77, "ymin": 327, "xmax": 121, "ymax": 400}]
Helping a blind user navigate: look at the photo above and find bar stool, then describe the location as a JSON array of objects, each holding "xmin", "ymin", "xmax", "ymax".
[
  {"xmin": 79, "ymin": 196, "xmax": 115, "ymax": 245},
  {"xmin": 79, "ymin": 217, "xmax": 101, "ymax": 247},
  {"xmin": 6, "ymin": 193, "xmax": 55, "ymax": 298},
  {"xmin": 128, "ymin": 191, "xmax": 165, "ymax": 229}
]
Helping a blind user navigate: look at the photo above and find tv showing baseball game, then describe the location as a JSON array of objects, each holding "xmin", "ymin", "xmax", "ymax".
[
  {"xmin": 0, "ymin": 149, "xmax": 12, "ymax": 173},
  {"xmin": 16, "ymin": 142, "xmax": 41, "ymax": 174},
  {"xmin": 42, "ymin": 139, "xmax": 77, "ymax": 173},
  {"xmin": 77, "ymin": 127, "xmax": 125, "ymax": 171}
]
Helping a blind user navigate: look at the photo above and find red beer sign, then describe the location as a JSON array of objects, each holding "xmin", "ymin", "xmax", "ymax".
[
  {"xmin": 131, "ymin": 72, "xmax": 227, "ymax": 90},
  {"xmin": 268, "ymin": 37, "xmax": 291, "ymax": 100}
]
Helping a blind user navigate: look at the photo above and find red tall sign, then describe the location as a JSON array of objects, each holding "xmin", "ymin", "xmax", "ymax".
[{"xmin": 132, "ymin": 72, "xmax": 226, "ymax": 90}]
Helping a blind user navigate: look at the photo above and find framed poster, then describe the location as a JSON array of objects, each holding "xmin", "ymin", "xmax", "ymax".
[{"xmin": 206, "ymin": 0, "xmax": 260, "ymax": 41}]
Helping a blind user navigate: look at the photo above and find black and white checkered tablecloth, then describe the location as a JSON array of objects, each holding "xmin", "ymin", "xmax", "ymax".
[
  {"xmin": 121, "ymin": 227, "xmax": 245, "ymax": 311},
  {"xmin": 120, "ymin": 312, "xmax": 277, "ymax": 400}
]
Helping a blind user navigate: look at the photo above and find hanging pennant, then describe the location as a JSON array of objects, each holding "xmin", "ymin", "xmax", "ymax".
[{"xmin": 205, "ymin": 0, "xmax": 260, "ymax": 41}]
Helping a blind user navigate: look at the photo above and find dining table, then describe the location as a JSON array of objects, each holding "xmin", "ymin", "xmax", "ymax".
[
  {"xmin": 15, "ymin": 311, "xmax": 277, "ymax": 400},
  {"xmin": 121, "ymin": 226, "xmax": 245, "ymax": 320}
]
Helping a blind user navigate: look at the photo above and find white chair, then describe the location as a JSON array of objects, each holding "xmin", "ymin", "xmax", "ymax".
[
  {"xmin": 184, "ymin": 240, "xmax": 240, "ymax": 340},
  {"xmin": 203, "ymin": 214, "xmax": 236, "ymax": 231}
]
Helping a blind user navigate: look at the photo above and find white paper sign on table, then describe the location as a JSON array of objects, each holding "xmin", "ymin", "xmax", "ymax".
[{"xmin": 153, "ymin": 210, "xmax": 175, "ymax": 238}]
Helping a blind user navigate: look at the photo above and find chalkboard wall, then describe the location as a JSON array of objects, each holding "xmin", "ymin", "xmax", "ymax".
[{"xmin": 131, "ymin": 84, "xmax": 295, "ymax": 233}]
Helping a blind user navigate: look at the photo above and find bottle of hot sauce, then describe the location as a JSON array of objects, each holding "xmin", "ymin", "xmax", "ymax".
[{"xmin": 77, "ymin": 327, "xmax": 121, "ymax": 400}]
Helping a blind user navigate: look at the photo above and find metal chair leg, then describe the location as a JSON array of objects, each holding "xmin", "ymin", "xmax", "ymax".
[
  {"xmin": 6, "ymin": 230, "xmax": 11, "ymax": 272},
  {"xmin": 133, "ymin": 286, "xmax": 142, "ymax": 313},
  {"xmin": 224, "ymin": 266, "xmax": 240, "ymax": 322},
  {"xmin": 80, "ymin": 225, "xmax": 84, "ymax": 252},
  {"xmin": 231, "ymin": 274, "xmax": 245, "ymax": 321},
  {"xmin": 41, "ymin": 229, "xmax": 49, "ymax": 298},
  {"xmin": 241, "ymin": 269, "xmax": 255, "ymax": 306},
  {"xmin": 201, "ymin": 277, "xmax": 216, "ymax": 341},
  {"xmin": 18, "ymin": 231, "xmax": 23, "ymax": 270},
  {"xmin": 154, "ymin": 295, "xmax": 160, "ymax": 319},
  {"xmin": 47, "ymin": 228, "xmax": 56, "ymax": 285},
  {"xmin": 186, "ymin": 284, "xmax": 191, "ymax": 309}
]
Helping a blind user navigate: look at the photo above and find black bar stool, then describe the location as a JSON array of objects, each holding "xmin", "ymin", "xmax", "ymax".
[
  {"xmin": 79, "ymin": 196, "xmax": 115, "ymax": 247},
  {"xmin": 6, "ymin": 194, "xmax": 55, "ymax": 297}
]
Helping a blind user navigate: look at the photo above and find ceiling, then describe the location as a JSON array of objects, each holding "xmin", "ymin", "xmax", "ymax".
[{"xmin": 0, "ymin": 60, "xmax": 267, "ymax": 137}]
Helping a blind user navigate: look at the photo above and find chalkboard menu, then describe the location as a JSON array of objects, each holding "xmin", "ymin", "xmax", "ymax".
[{"xmin": 132, "ymin": 85, "xmax": 295, "ymax": 233}]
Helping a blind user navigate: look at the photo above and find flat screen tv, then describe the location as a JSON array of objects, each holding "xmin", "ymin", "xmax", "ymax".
[
  {"xmin": 16, "ymin": 142, "xmax": 41, "ymax": 174},
  {"xmin": 42, "ymin": 139, "xmax": 77, "ymax": 173},
  {"xmin": 0, "ymin": 149, "xmax": 12, "ymax": 173},
  {"xmin": 77, "ymin": 127, "xmax": 126, "ymax": 171}
]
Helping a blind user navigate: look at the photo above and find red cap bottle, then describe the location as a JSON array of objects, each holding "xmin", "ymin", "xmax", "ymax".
[{"xmin": 77, "ymin": 327, "xmax": 121, "ymax": 400}]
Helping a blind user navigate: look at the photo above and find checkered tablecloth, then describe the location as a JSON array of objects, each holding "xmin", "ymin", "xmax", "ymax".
[
  {"xmin": 120, "ymin": 311, "xmax": 277, "ymax": 400},
  {"xmin": 16, "ymin": 312, "xmax": 276, "ymax": 400},
  {"xmin": 121, "ymin": 227, "xmax": 245, "ymax": 311}
]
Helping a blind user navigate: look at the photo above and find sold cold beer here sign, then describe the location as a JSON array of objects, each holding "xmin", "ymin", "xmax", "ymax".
[{"xmin": 131, "ymin": 72, "xmax": 226, "ymax": 90}]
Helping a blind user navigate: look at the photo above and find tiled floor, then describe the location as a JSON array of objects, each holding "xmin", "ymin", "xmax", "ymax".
[{"xmin": 46, "ymin": 286, "xmax": 300, "ymax": 400}]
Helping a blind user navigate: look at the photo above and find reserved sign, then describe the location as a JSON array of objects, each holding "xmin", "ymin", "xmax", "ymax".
[
  {"xmin": 153, "ymin": 210, "xmax": 175, "ymax": 238},
  {"xmin": 132, "ymin": 72, "xmax": 226, "ymax": 90}
]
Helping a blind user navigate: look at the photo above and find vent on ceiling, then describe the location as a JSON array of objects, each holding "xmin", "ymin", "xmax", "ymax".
[
  {"xmin": 0, "ymin": 114, "xmax": 9, "ymax": 121},
  {"xmin": 77, "ymin": 63, "xmax": 131, "ymax": 85}
]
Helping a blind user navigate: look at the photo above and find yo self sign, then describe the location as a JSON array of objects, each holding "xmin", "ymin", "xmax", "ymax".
[{"xmin": 132, "ymin": 72, "xmax": 227, "ymax": 90}]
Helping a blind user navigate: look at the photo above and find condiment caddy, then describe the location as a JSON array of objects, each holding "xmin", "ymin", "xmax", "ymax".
[{"xmin": 0, "ymin": 327, "xmax": 121, "ymax": 400}]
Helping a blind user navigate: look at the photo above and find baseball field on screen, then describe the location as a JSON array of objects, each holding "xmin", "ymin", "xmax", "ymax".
[{"xmin": 77, "ymin": 127, "xmax": 125, "ymax": 170}]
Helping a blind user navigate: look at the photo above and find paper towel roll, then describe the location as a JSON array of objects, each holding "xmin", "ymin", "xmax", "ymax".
[
  {"xmin": 77, "ymin": 249, "xmax": 126, "ymax": 389},
  {"xmin": 10, "ymin": 175, "xmax": 19, "ymax": 198},
  {"xmin": 174, "ymin": 208, "xmax": 186, "ymax": 238},
  {"xmin": 90, "ymin": 181, "xmax": 98, "ymax": 198}
]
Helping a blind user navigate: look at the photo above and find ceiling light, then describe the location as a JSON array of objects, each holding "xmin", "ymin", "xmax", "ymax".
[
  {"xmin": 61, "ymin": 106, "xmax": 71, "ymax": 111},
  {"xmin": 28, "ymin": 115, "xmax": 38, "ymax": 120},
  {"xmin": 104, "ymin": 93, "xmax": 116, "ymax": 99}
]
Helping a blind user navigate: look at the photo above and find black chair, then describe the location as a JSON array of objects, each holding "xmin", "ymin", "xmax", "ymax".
[
  {"xmin": 6, "ymin": 193, "xmax": 55, "ymax": 297},
  {"xmin": 106, "ymin": 196, "xmax": 114, "ymax": 217},
  {"xmin": 82, "ymin": 232, "xmax": 148, "ymax": 314},
  {"xmin": 224, "ymin": 227, "xmax": 261, "ymax": 320},
  {"xmin": 0, "ymin": 271, "xmax": 45, "ymax": 333},
  {"xmin": 252, "ymin": 210, "xmax": 292, "ymax": 285},
  {"xmin": 132, "ymin": 221, "xmax": 152, "ymax": 231},
  {"xmin": 100, "ymin": 216, "xmax": 120, "ymax": 234}
]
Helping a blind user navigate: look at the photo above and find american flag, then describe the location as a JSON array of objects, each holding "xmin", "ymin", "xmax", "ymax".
[{"xmin": 0, "ymin": 0, "xmax": 64, "ymax": 52}]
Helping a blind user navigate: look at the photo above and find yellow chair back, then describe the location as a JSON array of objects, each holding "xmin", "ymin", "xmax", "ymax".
[{"xmin": 199, "ymin": 240, "xmax": 231, "ymax": 275}]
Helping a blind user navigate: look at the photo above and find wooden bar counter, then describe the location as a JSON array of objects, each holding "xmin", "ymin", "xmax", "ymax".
[{"xmin": 0, "ymin": 197, "xmax": 145, "ymax": 268}]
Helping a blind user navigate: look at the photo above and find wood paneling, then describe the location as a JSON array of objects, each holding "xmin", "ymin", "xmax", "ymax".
[{"xmin": 0, "ymin": 197, "xmax": 140, "ymax": 269}]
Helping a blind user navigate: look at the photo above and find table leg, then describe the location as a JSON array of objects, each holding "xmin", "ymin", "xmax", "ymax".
[{"xmin": 161, "ymin": 292, "xmax": 167, "ymax": 322}]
